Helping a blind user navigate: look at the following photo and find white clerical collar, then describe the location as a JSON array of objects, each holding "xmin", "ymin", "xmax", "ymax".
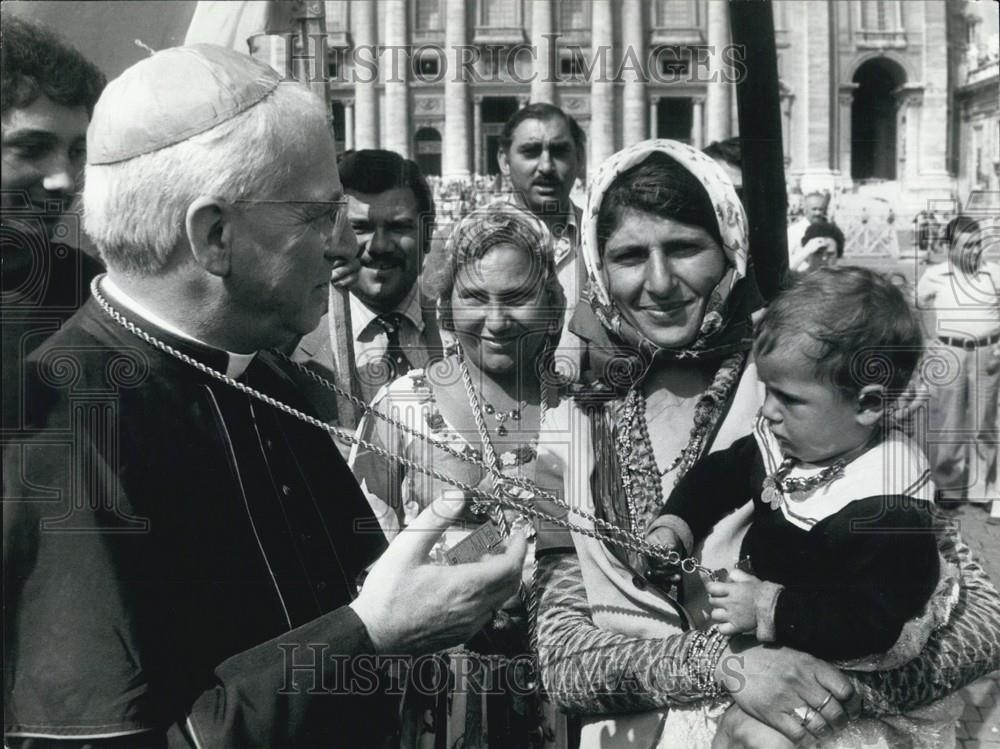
[
  {"xmin": 101, "ymin": 276, "xmax": 255, "ymax": 379},
  {"xmin": 350, "ymin": 283, "xmax": 424, "ymax": 342}
]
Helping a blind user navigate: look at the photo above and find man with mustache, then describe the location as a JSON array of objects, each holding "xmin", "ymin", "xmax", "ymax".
[
  {"xmin": 295, "ymin": 149, "xmax": 445, "ymax": 405},
  {"xmin": 1, "ymin": 15, "xmax": 105, "ymax": 430},
  {"xmin": 499, "ymin": 104, "xmax": 585, "ymax": 322}
]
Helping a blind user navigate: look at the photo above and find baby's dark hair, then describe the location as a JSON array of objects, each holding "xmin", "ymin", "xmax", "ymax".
[
  {"xmin": 596, "ymin": 151, "xmax": 722, "ymax": 253},
  {"xmin": 755, "ymin": 267, "xmax": 923, "ymax": 399}
]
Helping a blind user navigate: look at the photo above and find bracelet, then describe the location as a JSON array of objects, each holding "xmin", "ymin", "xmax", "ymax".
[{"xmin": 684, "ymin": 627, "xmax": 729, "ymax": 699}]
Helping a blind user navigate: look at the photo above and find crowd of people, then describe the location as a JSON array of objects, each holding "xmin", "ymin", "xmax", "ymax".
[{"xmin": 3, "ymin": 17, "xmax": 1000, "ymax": 749}]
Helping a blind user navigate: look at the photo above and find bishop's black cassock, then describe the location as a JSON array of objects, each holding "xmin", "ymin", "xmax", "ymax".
[{"xmin": 4, "ymin": 291, "xmax": 394, "ymax": 747}]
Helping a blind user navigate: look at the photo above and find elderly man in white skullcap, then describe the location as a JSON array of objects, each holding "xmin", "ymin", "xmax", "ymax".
[{"xmin": 3, "ymin": 45, "xmax": 524, "ymax": 748}]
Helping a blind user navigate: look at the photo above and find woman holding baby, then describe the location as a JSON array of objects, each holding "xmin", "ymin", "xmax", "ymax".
[{"xmin": 531, "ymin": 140, "xmax": 1000, "ymax": 748}]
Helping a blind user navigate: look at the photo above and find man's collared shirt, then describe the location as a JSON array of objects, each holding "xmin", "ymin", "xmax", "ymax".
[
  {"xmin": 351, "ymin": 284, "xmax": 431, "ymax": 375},
  {"xmin": 504, "ymin": 191, "xmax": 584, "ymax": 314},
  {"xmin": 917, "ymin": 260, "xmax": 1000, "ymax": 340}
]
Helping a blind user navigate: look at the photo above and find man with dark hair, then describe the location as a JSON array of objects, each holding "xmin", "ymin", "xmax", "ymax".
[
  {"xmin": 1, "ymin": 15, "xmax": 106, "ymax": 430},
  {"xmin": 498, "ymin": 102, "xmax": 585, "ymax": 336},
  {"xmin": 790, "ymin": 220, "xmax": 843, "ymax": 273},
  {"xmin": 917, "ymin": 215, "xmax": 1000, "ymax": 516},
  {"xmin": 293, "ymin": 149, "xmax": 445, "ymax": 404}
]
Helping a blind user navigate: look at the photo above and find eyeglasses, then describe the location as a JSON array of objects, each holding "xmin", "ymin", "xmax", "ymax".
[{"xmin": 232, "ymin": 198, "xmax": 349, "ymax": 236}]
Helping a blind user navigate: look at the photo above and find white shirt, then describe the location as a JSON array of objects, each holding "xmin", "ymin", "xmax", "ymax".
[
  {"xmin": 349, "ymin": 284, "xmax": 431, "ymax": 371},
  {"xmin": 917, "ymin": 260, "xmax": 1000, "ymax": 340},
  {"xmin": 101, "ymin": 276, "xmax": 255, "ymax": 378}
]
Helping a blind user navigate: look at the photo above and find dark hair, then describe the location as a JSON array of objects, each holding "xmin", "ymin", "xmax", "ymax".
[
  {"xmin": 498, "ymin": 103, "xmax": 586, "ymax": 160},
  {"xmin": 596, "ymin": 151, "xmax": 723, "ymax": 253},
  {"xmin": 1, "ymin": 15, "xmax": 106, "ymax": 117},
  {"xmin": 337, "ymin": 149, "xmax": 436, "ymax": 250},
  {"xmin": 755, "ymin": 266, "xmax": 922, "ymax": 399},
  {"xmin": 801, "ymin": 220, "xmax": 836, "ymax": 245},
  {"xmin": 940, "ymin": 215, "xmax": 981, "ymax": 245},
  {"xmin": 702, "ymin": 138, "xmax": 742, "ymax": 169}
]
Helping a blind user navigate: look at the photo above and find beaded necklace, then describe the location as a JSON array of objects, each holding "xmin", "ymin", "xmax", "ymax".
[
  {"xmin": 760, "ymin": 458, "xmax": 846, "ymax": 509},
  {"xmin": 617, "ymin": 351, "xmax": 747, "ymax": 536}
]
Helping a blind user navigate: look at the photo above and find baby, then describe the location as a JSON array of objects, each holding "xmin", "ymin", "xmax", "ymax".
[{"xmin": 647, "ymin": 267, "xmax": 951, "ymax": 668}]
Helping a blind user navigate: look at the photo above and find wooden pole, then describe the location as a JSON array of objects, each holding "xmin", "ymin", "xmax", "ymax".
[
  {"xmin": 299, "ymin": 1, "xmax": 361, "ymax": 429},
  {"xmin": 728, "ymin": 0, "xmax": 788, "ymax": 302}
]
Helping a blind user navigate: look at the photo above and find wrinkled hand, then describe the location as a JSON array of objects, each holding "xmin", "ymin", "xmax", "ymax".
[
  {"xmin": 350, "ymin": 494, "xmax": 527, "ymax": 654},
  {"xmin": 712, "ymin": 705, "xmax": 794, "ymax": 749},
  {"xmin": 715, "ymin": 637, "xmax": 859, "ymax": 745},
  {"xmin": 707, "ymin": 569, "xmax": 762, "ymax": 636},
  {"xmin": 330, "ymin": 255, "xmax": 361, "ymax": 289}
]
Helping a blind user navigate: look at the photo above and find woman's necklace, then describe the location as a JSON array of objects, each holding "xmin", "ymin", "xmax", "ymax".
[
  {"xmin": 457, "ymin": 345, "xmax": 549, "ymax": 534},
  {"xmin": 92, "ymin": 277, "xmax": 727, "ymax": 581},
  {"xmin": 618, "ymin": 351, "xmax": 747, "ymax": 535},
  {"xmin": 480, "ymin": 400, "xmax": 523, "ymax": 437}
]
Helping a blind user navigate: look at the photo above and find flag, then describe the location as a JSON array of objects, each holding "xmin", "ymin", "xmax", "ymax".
[{"xmin": 184, "ymin": 1, "xmax": 303, "ymax": 53}]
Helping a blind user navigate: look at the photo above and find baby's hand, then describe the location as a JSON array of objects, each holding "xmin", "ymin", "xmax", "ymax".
[
  {"xmin": 645, "ymin": 526, "xmax": 683, "ymax": 552},
  {"xmin": 644, "ymin": 526, "xmax": 683, "ymax": 587},
  {"xmin": 706, "ymin": 569, "xmax": 764, "ymax": 636}
]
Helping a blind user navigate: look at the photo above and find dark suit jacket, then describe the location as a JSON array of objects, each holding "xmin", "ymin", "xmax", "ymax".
[{"xmin": 4, "ymin": 296, "xmax": 393, "ymax": 747}]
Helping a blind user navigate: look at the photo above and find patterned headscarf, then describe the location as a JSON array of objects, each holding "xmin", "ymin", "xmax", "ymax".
[
  {"xmin": 574, "ymin": 139, "xmax": 753, "ymax": 371},
  {"xmin": 433, "ymin": 200, "xmax": 566, "ymax": 334}
]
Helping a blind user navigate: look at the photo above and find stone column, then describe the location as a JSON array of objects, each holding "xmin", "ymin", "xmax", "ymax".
[
  {"xmin": 903, "ymin": 90, "xmax": 923, "ymax": 183},
  {"xmin": 919, "ymin": 0, "xmax": 950, "ymax": 179},
  {"xmin": 836, "ymin": 84, "xmax": 856, "ymax": 176},
  {"xmin": 344, "ymin": 99, "xmax": 355, "ymax": 151},
  {"xmin": 621, "ymin": 0, "xmax": 647, "ymax": 145},
  {"xmin": 531, "ymin": 0, "xmax": 556, "ymax": 103},
  {"xmin": 692, "ymin": 97, "xmax": 705, "ymax": 149},
  {"xmin": 804, "ymin": 0, "xmax": 833, "ymax": 177},
  {"xmin": 352, "ymin": 0, "xmax": 378, "ymax": 149},
  {"xmin": 649, "ymin": 96, "xmax": 660, "ymax": 138},
  {"xmin": 473, "ymin": 95, "xmax": 484, "ymax": 175},
  {"xmin": 383, "ymin": 0, "xmax": 409, "ymax": 157},
  {"xmin": 443, "ymin": 0, "xmax": 470, "ymax": 176},
  {"xmin": 589, "ymin": 0, "xmax": 615, "ymax": 171},
  {"xmin": 705, "ymin": 0, "xmax": 732, "ymax": 144}
]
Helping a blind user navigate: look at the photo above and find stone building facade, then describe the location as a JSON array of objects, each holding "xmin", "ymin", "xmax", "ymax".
[{"xmin": 257, "ymin": 0, "xmax": 989, "ymax": 212}]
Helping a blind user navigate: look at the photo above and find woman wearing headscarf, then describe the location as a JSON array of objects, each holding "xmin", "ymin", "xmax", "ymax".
[
  {"xmin": 350, "ymin": 202, "xmax": 566, "ymax": 748},
  {"xmin": 531, "ymin": 140, "xmax": 1000, "ymax": 748}
]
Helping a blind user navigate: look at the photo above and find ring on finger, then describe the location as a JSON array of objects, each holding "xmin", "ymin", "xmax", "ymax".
[
  {"xmin": 794, "ymin": 706, "xmax": 815, "ymax": 726},
  {"xmin": 817, "ymin": 693, "xmax": 835, "ymax": 712}
]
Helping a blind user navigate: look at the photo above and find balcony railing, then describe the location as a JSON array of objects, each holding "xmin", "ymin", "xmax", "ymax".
[
  {"xmin": 855, "ymin": 29, "xmax": 906, "ymax": 49},
  {"xmin": 650, "ymin": 26, "xmax": 705, "ymax": 46}
]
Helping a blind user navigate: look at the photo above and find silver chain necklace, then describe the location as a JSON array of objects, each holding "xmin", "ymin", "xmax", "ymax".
[{"xmin": 90, "ymin": 277, "xmax": 724, "ymax": 578}]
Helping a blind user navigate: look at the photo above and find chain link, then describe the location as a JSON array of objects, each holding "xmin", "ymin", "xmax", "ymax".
[{"xmin": 92, "ymin": 278, "xmax": 711, "ymax": 574}]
